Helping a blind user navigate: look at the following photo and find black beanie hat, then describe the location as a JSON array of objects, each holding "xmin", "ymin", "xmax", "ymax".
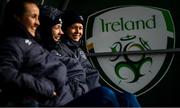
[
  {"xmin": 40, "ymin": 5, "xmax": 62, "ymax": 28},
  {"xmin": 62, "ymin": 10, "xmax": 84, "ymax": 30}
]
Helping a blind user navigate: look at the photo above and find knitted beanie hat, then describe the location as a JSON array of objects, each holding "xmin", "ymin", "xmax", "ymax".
[
  {"xmin": 62, "ymin": 10, "xmax": 84, "ymax": 31},
  {"xmin": 40, "ymin": 5, "xmax": 62, "ymax": 28}
]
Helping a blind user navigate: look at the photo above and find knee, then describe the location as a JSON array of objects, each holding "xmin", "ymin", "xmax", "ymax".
[
  {"xmin": 117, "ymin": 91, "xmax": 141, "ymax": 107},
  {"xmin": 123, "ymin": 91, "xmax": 138, "ymax": 101},
  {"xmin": 95, "ymin": 86, "xmax": 117, "ymax": 98}
]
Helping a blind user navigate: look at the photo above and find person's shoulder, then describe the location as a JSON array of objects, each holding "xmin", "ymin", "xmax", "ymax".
[
  {"xmin": 1, "ymin": 35, "xmax": 29, "ymax": 44},
  {"xmin": 57, "ymin": 42, "xmax": 74, "ymax": 55},
  {"xmin": 0, "ymin": 35, "xmax": 37, "ymax": 51}
]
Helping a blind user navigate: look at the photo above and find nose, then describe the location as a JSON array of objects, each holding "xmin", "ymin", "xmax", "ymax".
[
  {"xmin": 60, "ymin": 28, "xmax": 64, "ymax": 35},
  {"xmin": 36, "ymin": 18, "xmax": 40, "ymax": 26}
]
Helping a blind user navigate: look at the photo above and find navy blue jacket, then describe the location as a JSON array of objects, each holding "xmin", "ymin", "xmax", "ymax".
[
  {"xmin": 60, "ymin": 39, "xmax": 101, "ymax": 90},
  {"xmin": 39, "ymin": 28, "xmax": 99, "ymax": 99},
  {"xmin": 0, "ymin": 21, "xmax": 72, "ymax": 106},
  {"xmin": 39, "ymin": 36, "xmax": 89, "ymax": 99},
  {"xmin": 51, "ymin": 50, "xmax": 89, "ymax": 98},
  {"xmin": 38, "ymin": 16, "xmax": 90, "ymax": 98}
]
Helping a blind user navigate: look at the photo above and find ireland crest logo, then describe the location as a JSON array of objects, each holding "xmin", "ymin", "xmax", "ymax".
[{"xmin": 85, "ymin": 6, "xmax": 175, "ymax": 95}]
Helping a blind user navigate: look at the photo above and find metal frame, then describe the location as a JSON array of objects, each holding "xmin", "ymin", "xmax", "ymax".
[{"xmin": 86, "ymin": 48, "xmax": 180, "ymax": 57}]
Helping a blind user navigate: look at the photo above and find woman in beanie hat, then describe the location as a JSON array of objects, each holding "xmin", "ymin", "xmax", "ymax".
[
  {"xmin": 61, "ymin": 10, "xmax": 85, "ymax": 42},
  {"xmin": 38, "ymin": 5, "xmax": 64, "ymax": 50},
  {"xmin": 38, "ymin": 5, "xmax": 89, "ymax": 106},
  {"xmin": 61, "ymin": 10, "xmax": 101, "ymax": 94},
  {"xmin": 38, "ymin": 7, "xmax": 123, "ymax": 107},
  {"xmin": 60, "ymin": 10, "xmax": 141, "ymax": 107},
  {"xmin": 39, "ymin": 8, "xmax": 101, "ymax": 93}
]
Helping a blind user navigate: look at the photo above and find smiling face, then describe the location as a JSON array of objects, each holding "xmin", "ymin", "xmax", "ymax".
[
  {"xmin": 16, "ymin": 3, "xmax": 40, "ymax": 37},
  {"xmin": 51, "ymin": 23, "xmax": 64, "ymax": 42},
  {"xmin": 66, "ymin": 22, "xmax": 83, "ymax": 42}
]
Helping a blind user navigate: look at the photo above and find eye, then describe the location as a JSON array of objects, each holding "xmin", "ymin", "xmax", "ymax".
[
  {"xmin": 79, "ymin": 26, "xmax": 83, "ymax": 30},
  {"xmin": 32, "ymin": 14, "xmax": 38, "ymax": 19},
  {"xmin": 54, "ymin": 24, "xmax": 61, "ymax": 29}
]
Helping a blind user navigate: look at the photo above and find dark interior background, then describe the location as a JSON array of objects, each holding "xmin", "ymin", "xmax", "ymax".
[{"xmin": 0, "ymin": 0, "xmax": 179, "ymax": 107}]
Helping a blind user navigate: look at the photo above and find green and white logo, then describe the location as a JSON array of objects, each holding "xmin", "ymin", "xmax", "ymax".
[{"xmin": 85, "ymin": 6, "xmax": 175, "ymax": 95}]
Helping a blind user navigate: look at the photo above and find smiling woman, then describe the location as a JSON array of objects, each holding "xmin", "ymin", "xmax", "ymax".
[
  {"xmin": 0, "ymin": 0, "xmax": 67, "ymax": 106},
  {"xmin": 15, "ymin": 3, "xmax": 40, "ymax": 37},
  {"xmin": 2, "ymin": 0, "xmax": 40, "ymax": 37}
]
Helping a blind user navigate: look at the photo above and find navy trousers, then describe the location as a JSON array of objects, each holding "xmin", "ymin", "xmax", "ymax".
[{"xmin": 65, "ymin": 86, "xmax": 140, "ymax": 107}]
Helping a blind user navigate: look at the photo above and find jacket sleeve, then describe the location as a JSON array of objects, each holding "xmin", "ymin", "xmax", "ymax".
[
  {"xmin": 57, "ymin": 54, "xmax": 89, "ymax": 98},
  {"xmin": 83, "ymin": 60, "xmax": 101, "ymax": 89},
  {"xmin": 0, "ymin": 39, "xmax": 55, "ymax": 97},
  {"xmin": 78, "ymin": 49, "xmax": 101, "ymax": 90}
]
